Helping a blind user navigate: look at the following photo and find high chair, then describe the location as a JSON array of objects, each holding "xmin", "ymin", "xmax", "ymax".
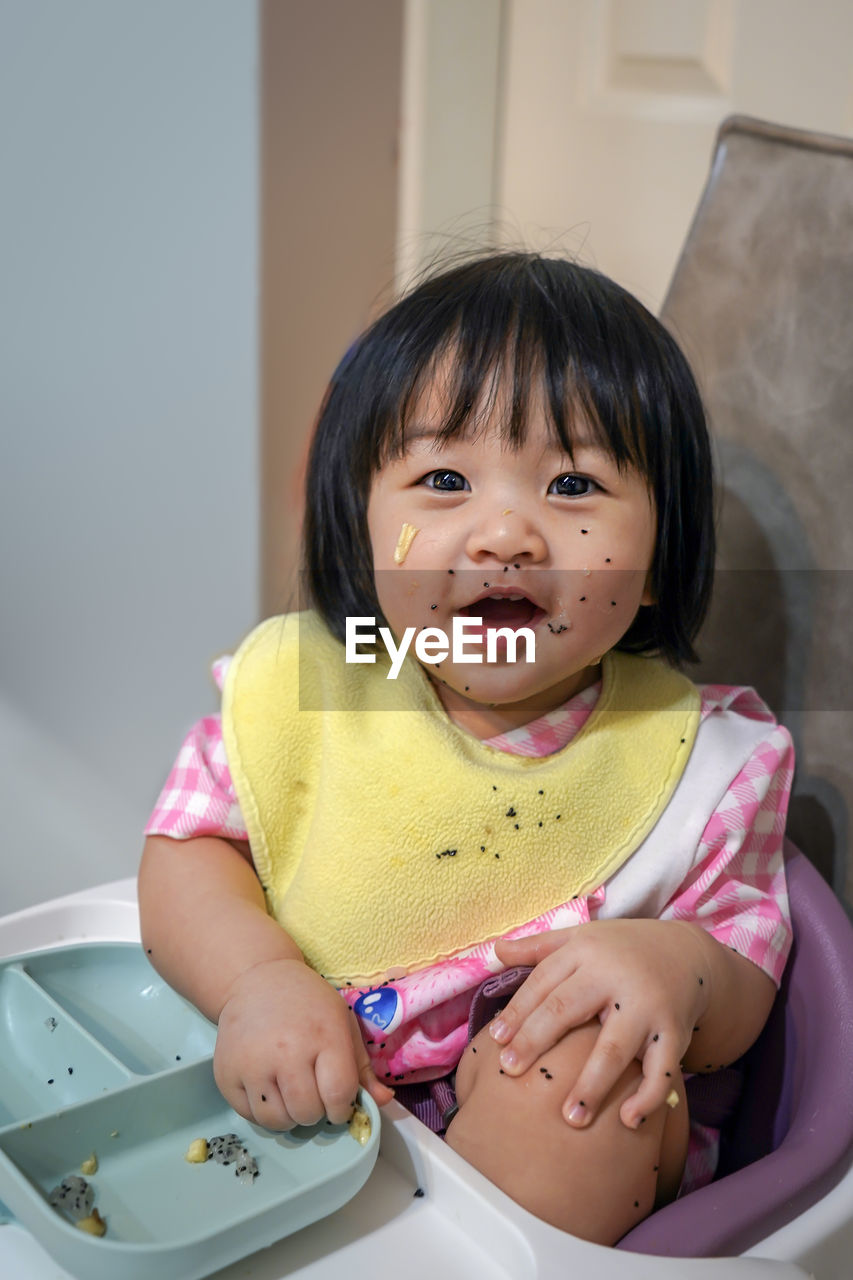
[
  {"xmin": 617, "ymin": 113, "xmax": 853, "ymax": 1270},
  {"xmin": 1, "ymin": 115, "xmax": 851, "ymax": 1280}
]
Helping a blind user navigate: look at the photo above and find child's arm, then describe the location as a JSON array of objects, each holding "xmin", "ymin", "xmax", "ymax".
[
  {"xmin": 138, "ymin": 835, "xmax": 393, "ymax": 1128},
  {"xmin": 491, "ymin": 918, "xmax": 776, "ymax": 1129}
]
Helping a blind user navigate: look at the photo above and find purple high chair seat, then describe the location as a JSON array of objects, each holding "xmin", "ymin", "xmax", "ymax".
[{"xmin": 617, "ymin": 840, "xmax": 853, "ymax": 1256}]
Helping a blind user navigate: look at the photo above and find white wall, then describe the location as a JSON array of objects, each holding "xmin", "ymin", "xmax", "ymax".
[{"xmin": 0, "ymin": 0, "xmax": 259, "ymax": 910}]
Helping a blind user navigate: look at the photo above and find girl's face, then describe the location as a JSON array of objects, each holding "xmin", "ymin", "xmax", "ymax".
[{"xmin": 366, "ymin": 376, "xmax": 656, "ymax": 737}]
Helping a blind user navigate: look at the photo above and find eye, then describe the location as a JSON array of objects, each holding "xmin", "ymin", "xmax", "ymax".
[
  {"xmin": 549, "ymin": 473, "xmax": 597, "ymax": 498},
  {"xmin": 421, "ymin": 469, "xmax": 469, "ymax": 492}
]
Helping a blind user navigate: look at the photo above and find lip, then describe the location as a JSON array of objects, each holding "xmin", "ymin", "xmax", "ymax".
[{"xmin": 460, "ymin": 583, "xmax": 547, "ymax": 612}]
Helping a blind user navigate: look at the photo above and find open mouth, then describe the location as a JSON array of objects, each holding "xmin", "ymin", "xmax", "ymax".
[{"xmin": 458, "ymin": 592, "xmax": 545, "ymax": 630}]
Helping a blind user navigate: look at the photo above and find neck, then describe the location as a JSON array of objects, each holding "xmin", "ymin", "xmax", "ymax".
[{"xmin": 430, "ymin": 665, "xmax": 601, "ymax": 739}]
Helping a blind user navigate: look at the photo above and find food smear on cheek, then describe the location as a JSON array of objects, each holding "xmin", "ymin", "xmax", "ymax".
[{"xmin": 393, "ymin": 522, "xmax": 419, "ymax": 565}]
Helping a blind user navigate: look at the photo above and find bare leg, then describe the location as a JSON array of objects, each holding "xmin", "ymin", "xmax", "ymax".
[{"xmin": 445, "ymin": 1019, "xmax": 688, "ymax": 1245}]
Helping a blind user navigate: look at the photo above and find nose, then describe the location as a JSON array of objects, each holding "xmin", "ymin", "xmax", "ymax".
[{"xmin": 464, "ymin": 502, "xmax": 548, "ymax": 565}]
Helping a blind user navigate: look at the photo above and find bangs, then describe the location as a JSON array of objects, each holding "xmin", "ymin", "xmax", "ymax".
[{"xmin": 357, "ymin": 254, "xmax": 653, "ymax": 478}]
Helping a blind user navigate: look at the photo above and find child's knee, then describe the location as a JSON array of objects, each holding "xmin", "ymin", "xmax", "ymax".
[{"xmin": 446, "ymin": 1020, "xmax": 687, "ymax": 1245}]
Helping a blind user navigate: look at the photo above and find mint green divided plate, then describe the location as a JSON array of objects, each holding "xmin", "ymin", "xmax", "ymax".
[{"xmin": 0, "ymin": 942, "xmax": 380, "ymax": 1280}]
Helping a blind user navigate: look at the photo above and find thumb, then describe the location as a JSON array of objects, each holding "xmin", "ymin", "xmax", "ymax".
[
  {"xmin": 350, "ymin": 1014, "xmax": 396, "ymax": 1107},
  {"xmin": 494, "ymin": 928, "xmax": 573, "ymax": 966}
]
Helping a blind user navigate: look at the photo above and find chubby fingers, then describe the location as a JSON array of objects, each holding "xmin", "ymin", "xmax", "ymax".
[
  {"xmin": 561, "ymin": 1016, "xmax": 686, "ymax": 1130},
  {"xmin": 488, "ymin": 952, "xmax": 600, "ymax": 1075}
]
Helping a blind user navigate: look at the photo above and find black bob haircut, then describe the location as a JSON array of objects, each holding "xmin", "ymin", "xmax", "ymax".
[{"xmin": 302, "ymin": 251, "xmax": 714, "ymax": 666}]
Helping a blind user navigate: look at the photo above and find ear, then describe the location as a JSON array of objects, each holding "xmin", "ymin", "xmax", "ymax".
[{"xmin": 640, "ymin": 568, "xmax": 656, "ymax": 608}]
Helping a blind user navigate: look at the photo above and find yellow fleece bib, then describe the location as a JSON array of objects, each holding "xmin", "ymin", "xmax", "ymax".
[{"xmin": 222, "ymin": 612, "xmax": 700, "ymax": 986}]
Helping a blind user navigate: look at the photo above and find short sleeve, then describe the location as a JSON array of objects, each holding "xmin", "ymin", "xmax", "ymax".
[
  {"xmin": 144, "ymin": 712, "xmax": 248, "ymax": 841},
  {"xmin": 660, "ymin": 707, "xmax": 794, "ymax": 987}
]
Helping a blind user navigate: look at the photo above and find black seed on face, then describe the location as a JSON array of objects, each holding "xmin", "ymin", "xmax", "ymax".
[
  {"xmin": 653, "ymin": 1164, "xmax": 660, "ymax": 1172},
  {"xmin": 544, "ymin": 1072, "xmax": 553, "ymax": 1080},
  {"xmin": 634, "ymin": 1200, "xmax": 640, "ymax": 1208},
  {"xmin": 503, "ymin": 565, "xmax": 508, "ymax": 572},
  {"xmin": 605, "ymin": 558, "xmax": 611, "ymax": 563},
  {"xmin": 448, "ymin": 569, "xmax": 454, "ymax": 574},
  {"xmin": 538, "ymin": 821, "xmax": 542, "ymax": 826},
  {"xmin": 483, "ymin": 582, "xmax": 490, "ymax": 588},
  {"xmin": 698, "ymin": 977, "xmax": 704, "ymax": 986},
  {"xmin": 611, "ymin": 601, "xmax": 617, "ymax": 607},
  {"xmin": 67, "ymin": 1067, "xmax": 73, "ymax": 1075},
  {"xmin": 494, "ymin": 853, "xmax": 500, "ymax": 859},
  {"xmin": 499, "ymin": 1068, "xmax": 505, "ymax": 1075},
  {"xmin": 614, "ymin": 1003, "xmax": 620, "ymax": 1011},
  {"xmin": 480, "ymin": 845, "xmax": 485, "ymax": 851},
  {"xmin": 555, "ymin": 814, "xmax": 561, "ymax": 820},
  {"xmin": 430, "ymin": 603, "xmax": 437, "ymax": 610},
  {"xmin": 176, "ymin": 1055, "xmax": 181, "ymax": 1061},
  {"xmin": 652, "ymin": 1034, "xmax": 659, "ymax": 1042},
  {"xmin": 471, "ymin": 1046, "xmax": 477, "ymax": 1053},
  {"xmin": 514, "ymin": 823, "xmax": 519, "ymax": 829},
  {"xmin": 261, "ymin": 1093, "xmax": 266, "ymax": 1101},
  {"xmin": 47, "ymin": 1078, "xmax": 54, "ymax": 1085},
  {"xmin": 665, "ymin": 1071, "xmax": 671, "ymax": 1078},
  {"xmin": 579, "ymin": 595, "xmax": 586, "ymax": 601},
  {"xmin": 514, "ymin": 563, "xmax": 520, "ymax": 569},
  {"xmin": 505, "ymin": 807, "xmax": 516, "ymax": 817},
  {"xmin": 581, "ymin": 528, "xmax": 588, "ymax": 534},
  {"xmin": 413, "ymin": 1187, "xmax": 425, "ymax": 1197},
  {"xmin": 538, "ymin": 789, "xmax": 544, "ymax": 795}
]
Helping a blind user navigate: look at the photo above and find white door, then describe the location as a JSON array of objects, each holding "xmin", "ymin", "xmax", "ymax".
[{"xmin": 399, "ymin": 0, "xmax": 853, "ymax": 310}]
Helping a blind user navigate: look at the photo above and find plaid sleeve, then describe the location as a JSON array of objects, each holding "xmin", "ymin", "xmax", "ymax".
[
  {"xmin": 661, "ymin": 687, "xmax": 795, "ymax": 987},
  {"xmin": 144, "ymin": 712, "xmax": 248, "ymax": 841}
]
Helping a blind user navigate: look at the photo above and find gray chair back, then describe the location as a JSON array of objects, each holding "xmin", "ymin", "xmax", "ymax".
[{"xmin": 659, "ymin": 115, "xmax": 853, "ymax": 908}]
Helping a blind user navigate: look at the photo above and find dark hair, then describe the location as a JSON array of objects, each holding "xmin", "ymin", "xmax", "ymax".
[{"xmin": 302, "ymin": 251, "xmax": 714, "ymax": 665}]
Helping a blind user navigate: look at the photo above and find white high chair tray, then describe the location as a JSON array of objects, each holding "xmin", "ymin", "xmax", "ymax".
[{"xmin": 0, "ymin": 881, "xmax": 841, "ymax": 1280}]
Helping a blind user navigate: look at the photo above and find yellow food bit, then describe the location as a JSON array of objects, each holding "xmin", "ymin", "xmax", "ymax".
[
  {"xmin": 393, "ymin": 522, "xmax": 419, "ymax": 565},
  {"xmin": 348, "ymin": 1105, "xmax": 372, "ymax": 1146},
  {"xmin": 185, "ymin": 1138, "xmax": 209, "ymax": 1163},
  {"xmin": 76, "ymin": 1209, "xmax": 106, "ymax": 1237},
  {"xmin": 80, "ymin": 1152, "xmax": 98, "ymax": 1176},
  {"xmin": 665, "ymin": 1088, "xmax": 680, "ymax": 1110}
]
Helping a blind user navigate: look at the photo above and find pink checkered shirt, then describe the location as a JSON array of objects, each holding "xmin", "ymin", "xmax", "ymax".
[{"xmin": 147, "ymin": 659, "xmax": 793, "ymax": 990}]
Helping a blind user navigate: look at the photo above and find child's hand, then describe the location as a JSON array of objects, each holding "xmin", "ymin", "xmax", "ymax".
[
  {"xmin": 492, "ymin": 920, "xmax": 710, "ymax": 1129},
  {"xmin": 213, "ymin": 958, "xmax": 394, "ymax": 1130}
]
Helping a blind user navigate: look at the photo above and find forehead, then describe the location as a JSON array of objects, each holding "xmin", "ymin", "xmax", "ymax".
[{"xmin": 397, "ymin": 347, "xmax": 606, "ymax": 460}]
